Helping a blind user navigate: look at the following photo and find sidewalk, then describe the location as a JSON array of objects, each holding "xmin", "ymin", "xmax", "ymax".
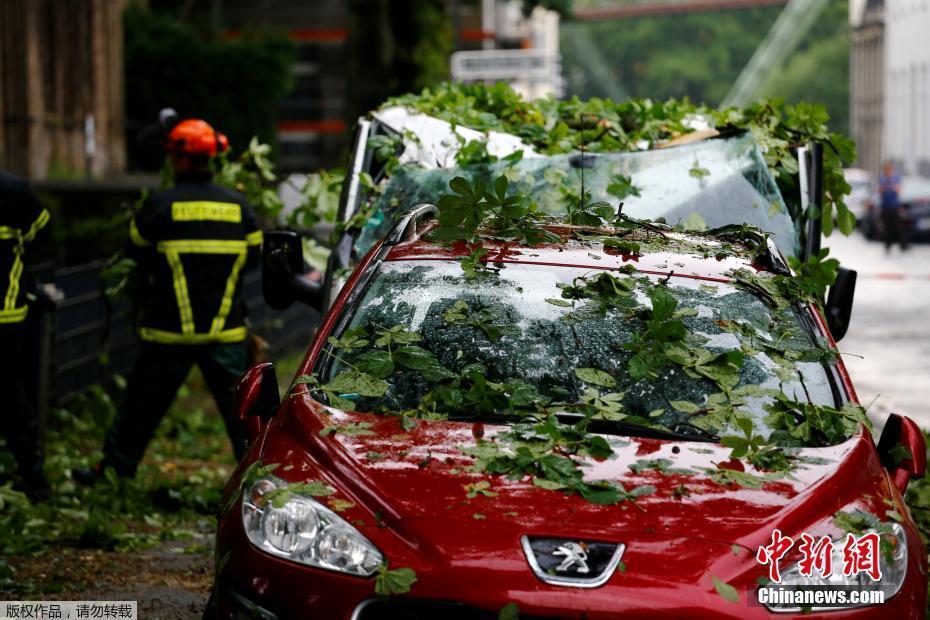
[{"xmin": 827, "ymin": 232, "xmax": 930, "ymax": 430}]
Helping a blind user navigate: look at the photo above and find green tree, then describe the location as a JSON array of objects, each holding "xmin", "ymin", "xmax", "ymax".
[
  {"xmin": 348, "ymin": 0, "xmax": 454, "ymax": 119},
  {"xmin": 759, "ymin": 3, "xmax": 850, "ymax": 133},
  {"xmin": 561, "ymin": 2, "xmax": 849, "ymax": 132},
  {"xmin": 124, "ymin": 5, "xmax": 295, "ymax": 170},
  {"xmin": 561, "ymin": 8, "xmax": 782, "ymax": 104}
]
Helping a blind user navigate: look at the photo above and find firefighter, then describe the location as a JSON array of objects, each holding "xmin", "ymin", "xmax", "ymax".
[
  {"xmin": 0, "ymin": 170, "xmax": 51, "ymax": 501},
  {"xmin": 75, "ymin": 116, "xmax": 262, "ymax": 482}
]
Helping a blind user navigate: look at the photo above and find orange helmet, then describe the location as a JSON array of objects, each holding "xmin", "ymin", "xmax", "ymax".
[{"xmin": 164, "ymin": 119, "xmax": 229, "ymax": 157}]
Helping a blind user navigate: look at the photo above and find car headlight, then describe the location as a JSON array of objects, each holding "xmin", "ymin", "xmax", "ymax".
[
  {"xmin": 242, "ymin": 477, "xmax": 383, "ymax": 577},
  {"xmin": 764, "ymin": 523, "xmax": 908, "ymax": 612}
]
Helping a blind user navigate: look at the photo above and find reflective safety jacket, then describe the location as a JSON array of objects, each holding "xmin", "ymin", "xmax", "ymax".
[
  {"xmin": 0, "ymin": 171, "xmax": 50, "ymax": 324},
  {"xmin": 128, "ymin": 172, "xmax": 262, "ymax": 345}
]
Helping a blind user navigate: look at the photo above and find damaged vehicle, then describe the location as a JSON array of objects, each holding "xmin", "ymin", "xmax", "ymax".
[
  {"xmin": 316, "ymin": 108, "xmax": 802, "ymax": 312},
  {"xmin": 209, "ymin": 196, "xmax": 926, "ymax": 616}
]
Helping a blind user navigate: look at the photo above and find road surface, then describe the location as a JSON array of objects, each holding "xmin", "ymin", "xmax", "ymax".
[{"xmin": 828, "ymin": 230, "xmax": 930, "ymax": 430}]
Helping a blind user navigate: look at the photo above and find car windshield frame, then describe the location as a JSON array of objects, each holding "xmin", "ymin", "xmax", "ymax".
[{"xmin": 351, "ymin": 131, "xmax": 800, "ymax": 260}]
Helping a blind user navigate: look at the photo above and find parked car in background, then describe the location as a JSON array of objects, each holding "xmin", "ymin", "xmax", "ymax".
[
  {"xmin": 844, "ymin": 168, "xmax": 874, "ymax": 222},
  {"xmin": 861, "ymin": 176, "xmax": 930, "ymax": 241}
]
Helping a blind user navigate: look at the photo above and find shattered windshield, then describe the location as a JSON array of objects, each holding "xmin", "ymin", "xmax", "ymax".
[
  {"xmin": 355, "ymin": 133, "xmax": 798, "ymax": 259},
  {"xmin": 322, "ymin": 260, "xmax": 841, "ymax": 442}
]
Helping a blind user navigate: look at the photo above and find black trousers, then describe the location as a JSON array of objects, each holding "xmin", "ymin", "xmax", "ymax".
[
  {"xmin": 101, "ymin": 341, "xmax": 249, "ymax": 476},
  {"xmin": 0, "ymin": 325, "xmax": 44, "ymax": 483},
  {"xmin": 881, "ymin": 209, "xmax": 910, "ymax": 250}
]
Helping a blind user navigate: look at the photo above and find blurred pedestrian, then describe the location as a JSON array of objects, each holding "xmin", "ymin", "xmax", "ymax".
[
  {"xmin": 0, "ymin": 170, "xmax": 51, "ymax": 501},
  {"xmin": 878, "ymin": 162, "xmax": 909, "ymax": 251},
  {"xmin": 75, "ymin": 113, "xmax": 262, "ymax": 483}
]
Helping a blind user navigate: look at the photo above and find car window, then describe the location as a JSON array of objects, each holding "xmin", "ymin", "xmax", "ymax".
[
  {"xmin": 353, "ymin": 133, "xmax": 798, "ymax": 259},
  {"xmin": 901, "ymin": 178, "xmax": 930, "ymax": 203},
  {"xmin": 323, "ymin": 260, "xmax": 836, "ymax": 440}
]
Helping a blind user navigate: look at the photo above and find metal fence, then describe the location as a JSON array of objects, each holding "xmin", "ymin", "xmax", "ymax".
[{"xmin": 27, "ymin": 261, "xmax": 319, "ymax": 412}]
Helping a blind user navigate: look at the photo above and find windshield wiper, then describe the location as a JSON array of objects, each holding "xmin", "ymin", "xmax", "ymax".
[
  {"xmin": 443, "ymin": 412, "xmax": 719, "ymax": 443},
  {"xmin": 558, "ymin": 413, "xmax": 719, "ymax": 443}
]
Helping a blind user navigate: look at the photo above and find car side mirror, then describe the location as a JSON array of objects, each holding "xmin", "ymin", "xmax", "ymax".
[
  {"xmin": 825, "ymin": 267, "xmax": 857, "ymax": 342},
  {"xmin": 262, "ymin": 230, "xmax": 324, "ymax": 311},
  {"xmin": 877, "ymin": 413, "xmax": 926, "ymax": 494},
  {"xmin": 235, "ymin": 363, "xmax": 281, "ymax": 443}
]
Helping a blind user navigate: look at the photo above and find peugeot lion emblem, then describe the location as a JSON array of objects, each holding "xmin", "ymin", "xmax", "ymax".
[
  {"xmin": 553, "ymin": 542, "xmax": 590, "ymax": 574},
  {"xmin": 521, "ymin": 536, "xmax": 626, "ymax": 588}
]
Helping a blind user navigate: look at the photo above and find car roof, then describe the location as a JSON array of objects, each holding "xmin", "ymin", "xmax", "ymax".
[
  {"xmin": 384, "ymin": 221, "xmax": 777, "ymax": 283},
  {"xmin": 844, "ymin": 168, "xmax": 872, "ymax": 182},
  {"xmin": 899, "ymin": 176, "xmax": 930, "ymax": 201}
]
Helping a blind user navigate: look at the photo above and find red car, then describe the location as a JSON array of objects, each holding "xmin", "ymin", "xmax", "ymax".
[{"xmin": 208, "ymin": 208, "xmax": 927, "ymax": 619}]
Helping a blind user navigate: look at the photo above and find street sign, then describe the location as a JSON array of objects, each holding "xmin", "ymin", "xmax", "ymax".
[{"xmin": 451, "ymin": 49, "xmax": 560, "ymax": 82}]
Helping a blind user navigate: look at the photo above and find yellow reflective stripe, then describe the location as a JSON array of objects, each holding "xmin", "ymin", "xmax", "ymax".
[
  {"xmin": 157, "ymin": 239, "xmax": 247, "ymax": 254},
  {"xmin": 138, "ymin": 326, "xmax": 247, "ymax": 344},
  {"xmin": 22, "ymin": 208, "xmax": 50, "ymax": 242},
  {"xmin": 0, "ymin": 226, "xmax": 20, "ymax": 240},
  {"xmin": 171, "ymin": 201, "xmax": 242, "ymax": 223},
  {"xmin": 210, "ymin": 249, "xmax": 248, "ymax": 335},
  {"xmin": 154, "ymin": 237, "xmax": 255, "ymax": 339},
  {"xmin": 130, "ymin": 218, "xmax": 150, "ymax": 247},
  {"xmin": 4, "ymin": 245, "xmax": 24, "ymax": 310},
  {"xmin": 0, "ymin": 306, "xmax": 28, "ymax": 323},
  {"xmin": 245, "ymin": 230, "xmax": 263, "ymax": 246},
  {"xmin": 164, "ymin": 250, "xmax": 195, "ymax": 334}
]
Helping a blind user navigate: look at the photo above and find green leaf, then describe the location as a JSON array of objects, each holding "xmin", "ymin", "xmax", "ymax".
[
  {"xmin": 689, "ymin": 160, "xmax": 711, "ymax": 179},
  {"xmin": 354, "ymin": 351, "xmax": 395, "ymax": 379},
  {"xmin": 647, "ymin": 286, "xmax": 677, "ymax": 321},
  {"xmin": 461, "ymin": 245, "xmax": 490, "ymax": 279},
  {"xmin": 495, "ymin": 175, "xmax": 508, "ymax": 200},
  {"xmin": 712, "ymin": 576, "xmax": 739, "ymax": 603},
  {"xmin": 290, "ymin": 374, "xmax": 319, "ymax": 391},
  {"xmin": 374, "ymin": 324, "xmax": 422, "ymax": 348},
  {"xmin": 889, "ymin": 443, "xmax": 913, "ymax": 466},
  {"xmin": 262, "ymin": 480, "xmax": 337, "ymax": 508},
  {"xmin": 393, "ymin": 346, "xmax": 438, "ymax": 370},
  {"xmin": 328, "ymin": 327, "xmax": 370, "ymax": 352},
  {"xmin": 463, "ymin": 480, "xmax": 498, "ymax": 498},
  {"xmin": 375, "ymin": 565, "xmax": 418, "ymax": 596},
  {"xmin": 577, "ymin": 483, "xmax": 624, "ymax": 505},
  {"xmin": 574, "ymin": 367, "xmax": 616, "ymax": 387},
  {"xmin": 328, "ymin": 498, "xmax": 356, "ymax": 512},
  {"xmin": 602, "ymin": 238, "xmax": 641, "ymax": 254},
  {"xmin": 670, "ymin": 400, "xmax": 701, "ymax": 414},
  {"xmin": 680, "ymin": 212, "xmax": 708, "ymax": 231},
  {"xmin": 606, "ymin": 173, "xmax": 641, "ymax": 200},
  {"xmin": 498, "ymin": 602, "xmax": 520, "ymax": 620},
  {"xmin": 324, "ymin": 370, "xmax": 389, "ymax": 398},
  {"xmin": 319, "ymin": 422, "xmax": 376, "ymax": 437}
]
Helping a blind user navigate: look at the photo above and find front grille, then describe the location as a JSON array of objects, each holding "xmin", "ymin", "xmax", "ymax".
[{"xmin": 353, "ymin": 599, "xmax": 550, "ymax": 620}]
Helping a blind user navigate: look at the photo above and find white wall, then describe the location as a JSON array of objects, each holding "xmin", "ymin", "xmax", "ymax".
[{"xmin": 883, "ymin": 0, "xmax": 930, "ymax": 175}]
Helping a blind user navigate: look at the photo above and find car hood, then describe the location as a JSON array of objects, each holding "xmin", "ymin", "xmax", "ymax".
[{"xmin": 264, "ymin": 396, "xmax": 889, "ymax": 551}]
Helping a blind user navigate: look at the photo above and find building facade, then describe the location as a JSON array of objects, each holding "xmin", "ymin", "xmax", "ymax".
[
  {"xmin": 883, "ymin": 0, "xmax": 930, "ymax": 177},
  {"xmin": 217, "ymin": 0, "xmax": 561, "ymax": 172},
  {"xmin": 850, "ymin": 0, "xmax": 884, "ymax": 175},
  {"xmin": 450, "ymin": 1, "xmax": 563, "ymax": 100},
  {"xmin": 850, "ymin": 0, "xmax": 930, "ymax": 176}
]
